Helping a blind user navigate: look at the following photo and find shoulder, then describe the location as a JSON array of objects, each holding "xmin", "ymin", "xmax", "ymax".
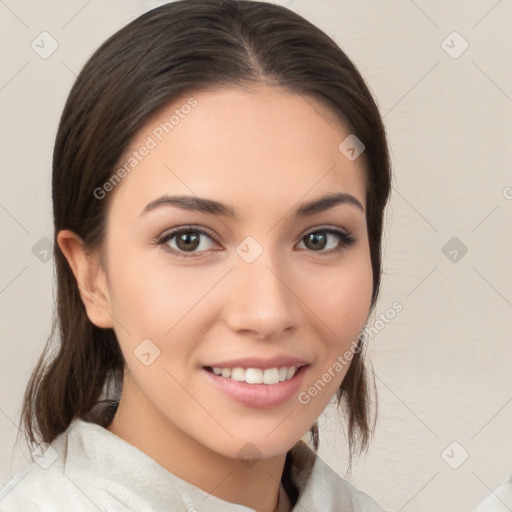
[
  {"xmin": 472, "ymin": 473, "xmax": 512, "ymax": 511},
  {"xmin": 0, "ymin": 420, "xmax": 124, "ymax": 512},
  {"xmin": 0, "ymin": 461, "xmax": 75, "ymax": 512},
  {"xmin": 289, "ymin": 441, "xmax": 392, "ymax": 512}
]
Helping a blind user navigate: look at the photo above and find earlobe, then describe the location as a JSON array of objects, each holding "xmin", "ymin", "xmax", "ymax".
[{"xmin": 56, "ymin": 229, "xmax": 114, "ymax": 329}]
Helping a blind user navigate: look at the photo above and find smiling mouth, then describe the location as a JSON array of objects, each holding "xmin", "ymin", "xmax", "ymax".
[
  {"xmin": 202, "ymin": 364, "xmax": 309, "ymax": 409},
  {"xmin": 203, "ymin": 364, "xmax": 307, "ymax": 385}
]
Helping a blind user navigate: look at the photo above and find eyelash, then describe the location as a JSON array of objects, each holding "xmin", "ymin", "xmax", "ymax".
[{"xmin": 153, "ymin": 224, "xmax": 356, "ymax": 259}]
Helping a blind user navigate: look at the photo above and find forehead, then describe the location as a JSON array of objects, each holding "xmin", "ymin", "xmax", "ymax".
[{"xmin": 109, "ymin": 85, "xmax": 367, "ymax": 222}]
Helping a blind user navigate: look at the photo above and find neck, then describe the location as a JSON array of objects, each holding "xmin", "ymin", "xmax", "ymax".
[{"xmin": 106, "ymin": 373, "xmax": 290, "ymax": 512}]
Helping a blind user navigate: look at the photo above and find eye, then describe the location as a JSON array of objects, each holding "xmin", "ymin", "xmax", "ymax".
[
  {"xmin": 153, "ymin": 225, "xmax": 356, "ymax": 259},
  {"xmin": 154, "ymin": 226, "xmax": 220, "ymax": 258},
  {"xmin": 297, "ymin": 228, "xmax": 355, "ymax": 255}
]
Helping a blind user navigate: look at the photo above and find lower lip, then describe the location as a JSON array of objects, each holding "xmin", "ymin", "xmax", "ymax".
[{"xmin": 201, "ymin": 365, "xmax": 309, "ymax": 409}]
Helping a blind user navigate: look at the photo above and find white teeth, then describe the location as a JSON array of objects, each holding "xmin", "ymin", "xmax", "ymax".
[
  {"xmin": 246, "ymin": 368, "xmax": 263, "ymax": 384},
  {"xmin": 263, "ymin": 368, "xmax": 279, "ymax": 385},
  {"xmin": 209, "ymin": 365, "xmax": 301, "ymax": 384},
  {"xmin": 231, "ymin": 367, "xmax": 246, "ymax": 381},
  {"xmin": 286, "ymin": 367, "xmax": 297, "ymax": 380}
]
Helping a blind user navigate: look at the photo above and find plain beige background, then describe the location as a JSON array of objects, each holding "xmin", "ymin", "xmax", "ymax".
[{"xmin": 1, "ymin": 1, "xmax": 511, "ymax": 511}]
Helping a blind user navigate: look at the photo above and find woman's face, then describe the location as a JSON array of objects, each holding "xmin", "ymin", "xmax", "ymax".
[{"xmin": 98, "ymin": 84, "xmax": 372, "ymax": 459}]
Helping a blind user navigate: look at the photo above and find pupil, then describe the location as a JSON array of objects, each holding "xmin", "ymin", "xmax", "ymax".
[
  {"xmin": 178, "ymin": 232, "xmax": 199, "ymax": 251},
  {"xmin": 306, "ymin": 232, "xmax": 326, "ymax": 250}
]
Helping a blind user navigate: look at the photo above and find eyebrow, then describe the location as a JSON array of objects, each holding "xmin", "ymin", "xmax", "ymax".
[{"xmin": 140, "ymin": 191, "xmax": 364, "ymax": 218}]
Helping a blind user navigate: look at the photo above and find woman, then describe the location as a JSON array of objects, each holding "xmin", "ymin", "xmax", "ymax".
[{"xmin": 0, "ymin": 1, "xmax": 392, "ymax": 510}]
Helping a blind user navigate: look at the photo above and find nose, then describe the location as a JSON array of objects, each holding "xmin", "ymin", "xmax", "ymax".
[{"xmin": 222, "ymin": 248, "xmax": 302, "ymax": 341}]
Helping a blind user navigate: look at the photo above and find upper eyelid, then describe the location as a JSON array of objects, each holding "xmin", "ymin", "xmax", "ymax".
[
  {"xmin": 158, "ymin": 224, "xmax": 352, "ymax": 241},
  {"xmin": 158, "ymin": 225, "xmax": 219, "ymax": 243},
  {"xmin": 302, "ymin": 225, "xmax": 351, "ymax": 236}
]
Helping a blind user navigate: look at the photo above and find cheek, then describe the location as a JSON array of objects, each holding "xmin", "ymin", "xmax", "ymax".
[
  {"xmin": 105, "ymin": 244, "xmax": 224, "ymax": 373},
  {"xmin": 306, "ymin": 252, "xmax": 373, "ymax": 349},
  {"xmin": 335, "ymin": 263, "xmax": 373, "ymax": 336},
  {"xmin": 106, "ymin": 256, "xmax": 165, "ymax": 332},
  {"xmin": 296, "ymin": 253, "xmax": 372, "ymax": 417}
]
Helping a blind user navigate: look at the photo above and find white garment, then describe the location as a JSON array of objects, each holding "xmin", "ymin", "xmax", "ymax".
[
  {"xmin": 472, "ymin": 474, "xmax": 512, "ymax": 512},
  {"xmin": 0, "ymin": 419, "xmax": 389, "ymax": 511}
]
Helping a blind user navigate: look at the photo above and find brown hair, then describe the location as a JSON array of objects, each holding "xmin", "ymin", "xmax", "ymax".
[{"xmin": 19, "ymin": 0, "xmax": 391, "ymax": 469}]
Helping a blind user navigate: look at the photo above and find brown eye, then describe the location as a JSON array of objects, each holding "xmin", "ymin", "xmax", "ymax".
[
  {"xmin": 156, "ymin": 226, "xmax": 218, "ymax": 258},
  {"xmin": 303, "ymin": 232, "xmax": 328, "ymax": 250},
  {"xmin": 298, "ymin": 228, "xmax": 355, "ymax": 255},
  {"xmin": 175, "ymin": 231, "xmax": 201, "ymax": 252}
]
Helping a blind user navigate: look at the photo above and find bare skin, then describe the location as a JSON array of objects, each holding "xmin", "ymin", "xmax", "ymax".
[{"xmin": 58, "ymin": 84, "xmax": 372, "ymax": 512}]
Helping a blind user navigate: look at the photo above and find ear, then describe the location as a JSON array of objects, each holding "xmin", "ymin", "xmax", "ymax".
[{"xmin": 57, "ymin": 229, "xmax": 114, "ymax": 329}]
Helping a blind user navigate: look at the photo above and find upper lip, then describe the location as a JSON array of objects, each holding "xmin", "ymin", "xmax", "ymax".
[{"xmin": 204, "ymin": 356, "xmax": 310, "ymax": 370}]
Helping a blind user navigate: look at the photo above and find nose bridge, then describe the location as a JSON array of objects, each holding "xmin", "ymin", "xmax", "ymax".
[{"xmin": 225, "ymin": 238, "xmax": 300, "ymax": 339}]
